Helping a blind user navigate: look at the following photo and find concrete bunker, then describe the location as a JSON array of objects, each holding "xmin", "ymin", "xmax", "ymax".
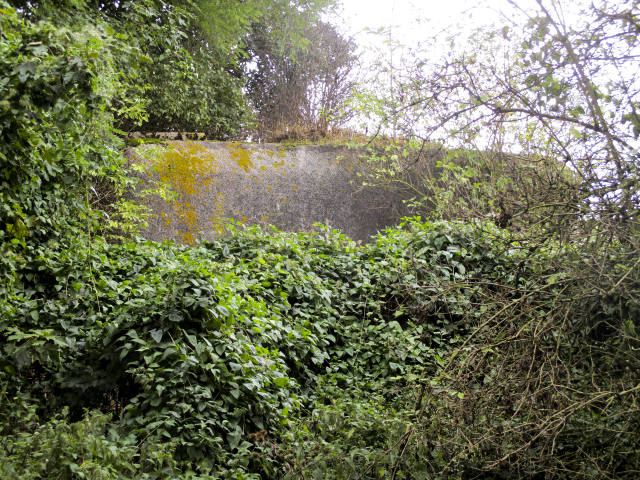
[{"xmin": 134, "ymin": 141, "xmax": 414, "ymax": 244}]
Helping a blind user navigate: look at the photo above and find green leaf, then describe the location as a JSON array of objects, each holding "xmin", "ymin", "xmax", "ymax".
[
  {"xmin": 150, "ymin": 329, "xmax": 163, "ymax": 343},
  {"xmin": 227, "ymin": 430, "xmax": 242, "ymax": 449},
  {"xmin": 273, "ymin": 377, "xmax": 290, "ymax": 387}
]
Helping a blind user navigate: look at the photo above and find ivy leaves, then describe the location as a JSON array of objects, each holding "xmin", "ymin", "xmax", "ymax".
[{"xmin": 1, "ymin": 217, "xmax": 523, "ymax": 476}]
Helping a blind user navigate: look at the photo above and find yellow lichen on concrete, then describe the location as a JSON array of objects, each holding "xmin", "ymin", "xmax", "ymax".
[
  {"xmin": 175, "ymin": 199, "xmax": 199, "ymax": 244},
  {"xmin": 147, "ymin": 141, "xmax": 218, "ymax": 245},
  {"xmin": 152, "ymin": 142, "xmax": 215, "ymax": 194},
  {"xmin": 228, "ymin": 143, "xmax": 254, "ymax": 173},
  {"xmin": 138, "ymin": 141, "xmax": 311, "ymax": 244},
  {"xmin": 182, "ymin": 232, "xmax": 195, "ymax": 245},
  {"xmin": 210, "ymin": 192, "xmax": 227, "ymax": 235}
]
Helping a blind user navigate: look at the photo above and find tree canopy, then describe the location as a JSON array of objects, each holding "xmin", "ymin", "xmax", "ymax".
[{"xmin": 6, "ymin": 0, "xmax": 351, "ymax": 138}]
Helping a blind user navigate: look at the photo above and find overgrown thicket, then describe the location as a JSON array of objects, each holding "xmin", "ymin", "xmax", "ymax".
[
  {"xmin": 1, "ymin": 208, "xmax": 536, "ymax": 478},
  {"xmin": 350, "ymin": 0, "xmax": 640, "ymax": 477},
  {"xmin": 1, "ymin": 0, "xmax": 639, "ymax": 479}
]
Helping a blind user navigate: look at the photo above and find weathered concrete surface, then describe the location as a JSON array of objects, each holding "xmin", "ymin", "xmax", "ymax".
[{"xmin": 134, "ymin": 141, "xmax": 413, "ymax": 244}]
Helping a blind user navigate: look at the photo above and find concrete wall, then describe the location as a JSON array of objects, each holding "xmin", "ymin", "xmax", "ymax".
[{"xmin": 134, "ymin": 141, "xmax": 413, "ymax": 244}]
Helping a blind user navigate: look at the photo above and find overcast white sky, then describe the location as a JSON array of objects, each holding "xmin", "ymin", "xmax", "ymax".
[
  {"xmin": 326, "ymin": 0, "xmax": 506, "ymax": 134},
  {"xmin": 334, "ymin": 0, "xmax": 499, "ymax": 48}
]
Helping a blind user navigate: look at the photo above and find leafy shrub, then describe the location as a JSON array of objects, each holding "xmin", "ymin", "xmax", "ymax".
[
  {"xmin": 0, "ymin": 399, "xmax": 180, "ymax": 479},
  {"xmin": 1, "ymin": 216, "xmax": 529, "ymax": 477},
  {"xmin": 2, "ymin": 210, "xmax": 638, "ymax": 479}
]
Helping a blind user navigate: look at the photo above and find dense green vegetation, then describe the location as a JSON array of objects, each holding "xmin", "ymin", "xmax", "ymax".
[
  {"xmin": 6, "ymin": 0, "xmax": 348, "ymax": 138},
  {"xmin": 1, "ymin": 0, "xmax": 639, "ymax": 479}
]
